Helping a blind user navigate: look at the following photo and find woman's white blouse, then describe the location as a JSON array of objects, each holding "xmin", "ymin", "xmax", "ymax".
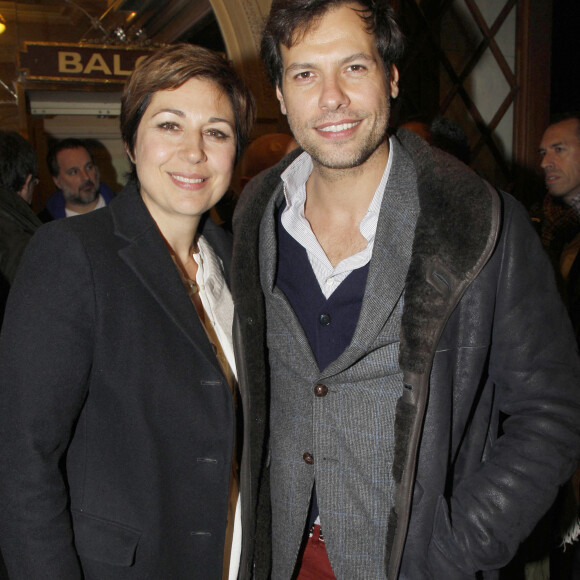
[{"xmin": 192, "ymin": 235, "xmax": 241, "ymax": 580}]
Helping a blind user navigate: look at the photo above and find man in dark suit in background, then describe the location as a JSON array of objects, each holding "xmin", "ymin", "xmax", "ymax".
[
  {"xmin": 38, "ymin": 138, "xmax": 115, "ymax": 221},
  {"xmin": 540, "ymin": 114, "xmax": 580, "ymax": 343},
  {"xmin": 0, "ymin": 129, "xmax": 41, "ymax": 578},
  {"xmin": 0, "ymin": 130, "xmax": 41, "ymax": 327}
]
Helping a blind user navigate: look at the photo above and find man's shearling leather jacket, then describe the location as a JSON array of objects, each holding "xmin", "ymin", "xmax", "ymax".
[{"xmin": 231, "ymin": 130, "xmax": 580, "ymax": 579}]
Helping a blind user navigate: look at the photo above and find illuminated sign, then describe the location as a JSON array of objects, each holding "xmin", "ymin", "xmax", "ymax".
[{"xmin": 19, "ymin": 42, "xmax": 156, "ymax": 84}]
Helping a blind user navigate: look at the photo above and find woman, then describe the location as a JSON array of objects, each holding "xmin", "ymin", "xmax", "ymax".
[{"xmin": 0, "ymin": 44, "xmax": 255, "ymax": 579}]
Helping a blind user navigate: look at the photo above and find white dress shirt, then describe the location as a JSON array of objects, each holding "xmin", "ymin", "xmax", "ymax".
[{"xmin": 280, "ymin": 137, "xmax": 395, "ymax": 298}]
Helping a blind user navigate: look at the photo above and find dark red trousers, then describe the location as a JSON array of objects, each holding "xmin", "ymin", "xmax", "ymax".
[{"xmin": 296, "ymin": 525, "xmax": 336, "ymax": 580}]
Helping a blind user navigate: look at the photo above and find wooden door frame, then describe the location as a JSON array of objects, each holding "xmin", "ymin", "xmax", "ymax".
[{"xmin": 513, "ymin": 0, "xmax": 552, "ymax": 206}]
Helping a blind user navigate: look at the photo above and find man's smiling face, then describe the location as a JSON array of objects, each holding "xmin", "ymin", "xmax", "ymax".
[{"xmin": 275, "ymin": 2, "xmax": 399, "ymax": 173}]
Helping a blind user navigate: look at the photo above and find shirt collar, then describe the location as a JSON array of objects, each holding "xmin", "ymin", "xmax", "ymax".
[
  {"xmin": 568, "ymin": 191, "xmax": 580, "ymax": 217},
  {"xmin": 281, "ymin": 136, "xmax": 396, "ymax": 224}
]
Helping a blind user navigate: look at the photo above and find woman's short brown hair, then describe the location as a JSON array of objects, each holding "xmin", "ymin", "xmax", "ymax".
[{"xmin": 121, "ymin": 43, "xmax": 256, "ymax": 177}]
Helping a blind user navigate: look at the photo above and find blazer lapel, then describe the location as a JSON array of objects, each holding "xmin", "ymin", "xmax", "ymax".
[
  {"xmin": 111, "ymin": 184, "xmax": 223, "ymax": 376},
  {"xmin": 258, "ymin": 184, "xmax": 282, "ymax": 296},
  {"xmin": 259, "ymin": 183, "xmax": 321, "ymax": 374},
  {"xmin": 322, "ymin": 137, "xmax": 420, "ymax": 378}
]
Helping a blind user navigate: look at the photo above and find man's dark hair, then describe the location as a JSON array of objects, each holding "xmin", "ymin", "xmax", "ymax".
[
  {"xmin": 0, "ymin": 131, "xmax": 38, "ymax": 194},
  {"xmin": 47, "ymin": 138, "xmax": 94, "ymax": 178},
  {"xmin": 261, "ymin": 0, "xmax": 405, "ymax": 88},
  {"xmin": 549, "ymin": 112, "xmax": 580, "ymax": 142},
  {"xmin": 430, "ymin": 116, "xmax": 471, "ymax": 165}
]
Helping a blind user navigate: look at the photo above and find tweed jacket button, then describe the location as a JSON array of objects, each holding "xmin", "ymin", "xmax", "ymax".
[
  {"xmin": 319, "ymin": 313, "xmax": 331, "ymax": 326},
  {"xmin": 314, "ymin": 384, "xmax": 328, "ymax": 397},
  {"xmin": 303, "ymin": 452, "xmax": 314, "ymax": 465}
]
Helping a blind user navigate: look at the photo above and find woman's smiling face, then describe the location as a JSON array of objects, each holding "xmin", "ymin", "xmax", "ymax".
[{"xmin": 132, "ymin": 77, "xmax": 237, "ymax": 229}]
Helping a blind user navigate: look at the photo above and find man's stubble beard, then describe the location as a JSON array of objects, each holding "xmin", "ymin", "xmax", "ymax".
[
  {"xmin": 287, "ymin": 105, "xmax": 391, "ymax": 172},
  {"xmin": 66, "ymin": 181, "xmax": 99, "ymax": 205}
]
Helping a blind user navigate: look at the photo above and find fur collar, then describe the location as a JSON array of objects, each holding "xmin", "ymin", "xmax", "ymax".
[
  {"xmin": 396, "ymin": 129, "xmax": 496, "ymax": 373},
  {"xmin": 232, "ymin": 131, "xmax": 497, "ymax": 375}
]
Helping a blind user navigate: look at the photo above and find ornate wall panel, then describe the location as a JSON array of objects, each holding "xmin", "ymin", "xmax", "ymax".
[
  {"xmin": 394, "ymin": 0, "xmax": 551, "ymax": 202},
  {"xmin": 210, "ymin": 0, "xmax": 285, "ymax": 133}
]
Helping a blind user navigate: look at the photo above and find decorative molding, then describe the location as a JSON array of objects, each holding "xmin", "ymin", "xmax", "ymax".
[
  {"xmin": 513, "ymin": 0, "xmax": 552, "ymax": 206},
  {"xmin": 210, "ymin": 0, "xmax": 283, "ymax": 131}
]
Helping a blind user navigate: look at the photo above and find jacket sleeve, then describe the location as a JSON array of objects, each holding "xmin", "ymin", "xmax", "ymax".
[
  {"xmin": 0, "ymin": 223, "xmax": 95, "ymax": 578},
  {"xmin": 0, "ymin": 222, "xmax": 34, "ymax": 285},
  {"xmin": 428, "ymin": 195, "xmax": 580, "ymax": 575}
]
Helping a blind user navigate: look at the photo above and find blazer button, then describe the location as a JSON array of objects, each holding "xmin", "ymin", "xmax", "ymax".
[
  {"xmin": 314, "ymin": 383, "xmax": 328, "ymax": 397},
  {"xmin": 319, "ymin": 313, "xmax": 331, "ymax": 326},
  {"xmin": 303, "ymin": 452, "xmax": 314, "ymax": 465}
]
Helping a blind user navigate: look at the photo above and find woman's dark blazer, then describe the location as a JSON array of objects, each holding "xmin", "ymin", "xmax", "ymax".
[{"xmin": 0, "ymin": 182, "xmax": 236, "ymax": 579}]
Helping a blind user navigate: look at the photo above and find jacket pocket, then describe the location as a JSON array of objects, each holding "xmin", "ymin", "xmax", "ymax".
[
  {"xmin": 72, "ymin": 510, "xmax": 142, "ymax": 566},
  {"xmin": 426, "ymin": 496, "xmax": 475, "ymax": 579}
]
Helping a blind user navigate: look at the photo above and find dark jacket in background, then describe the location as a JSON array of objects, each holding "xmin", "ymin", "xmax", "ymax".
[
  {"xmin": 0, "ymin": 184, "xmax": 42, "ymax": 325},
  {"xmin": 38, "ymin": 182, "xmax": 116, "ymax": 222},
  {"xmin": 566, "ymin": 243, "xmax": 580, "ymax": 345}
]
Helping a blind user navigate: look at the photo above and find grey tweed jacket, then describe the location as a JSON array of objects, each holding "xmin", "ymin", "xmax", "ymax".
[{"xmin": 259, "ymin": 138, "xmax": 419, "ymax": 579}]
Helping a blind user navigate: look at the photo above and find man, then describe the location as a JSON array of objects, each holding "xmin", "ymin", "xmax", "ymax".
[
  {"xmin": 540, "ymin": 114, "xmax": 580, "ymax": 206},
  {"xmin": 0, "ymin": 131, "xmax": 40, "ymax": 574},
  {"xmin": 0, "ymin": 130, "xmax": 42, "ymax": 325},
  {"xmin": 232, "ymin": 1, "xmax": 580, "ymax": 579},
  {"xmin": 540, "ymin": 114, "xmax": 580, "ymax": 345},
  {"xmin": 538, "ymin": 115, "xmax": 580, "ymax": 270},
  {"xmin": 429, "ymin": 115, "xmax": 471, "ymax": 165},
  {"xmin": 39, "ymin": 138, "xmax": 115, "ymax": 221}
]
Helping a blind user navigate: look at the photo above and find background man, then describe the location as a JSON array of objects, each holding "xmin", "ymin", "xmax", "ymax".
[
  {"xmin": 232, "ymin": 1, "xmax": 580, "ymax": 578},
  {"xmin": 39, "ymin": 138, "xmax": 115, "ymax": 221},
  {"xmin": 0, "ymin": 130, "xmax": 42, "ymax": 326},
  {"xmin": 540, "ymin": 114, "xmax": 580, "ymax": 345},
  {"xmin": 538, "ymin": 114, "xmax": 580, "ymax": 274},
  {"xmin": 540, "ymin": 114, "xmax": 580, "ymax": 207}
]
